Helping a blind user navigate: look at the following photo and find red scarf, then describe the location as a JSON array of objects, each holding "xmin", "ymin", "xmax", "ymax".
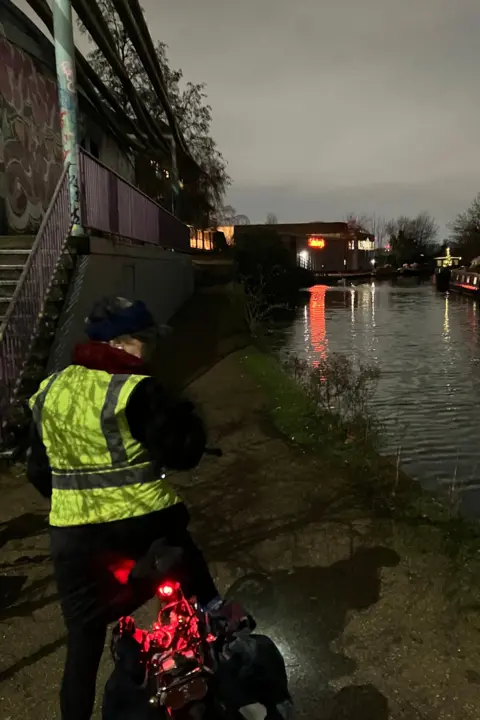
[{"xmin": 72, "ymin": 341, "xmax": 147, "ymax": 375}]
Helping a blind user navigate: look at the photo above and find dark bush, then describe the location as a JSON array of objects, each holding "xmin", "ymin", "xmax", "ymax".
[{"xmin": 233, "ymin": 228, "xmax": 311, "ymax": 305}]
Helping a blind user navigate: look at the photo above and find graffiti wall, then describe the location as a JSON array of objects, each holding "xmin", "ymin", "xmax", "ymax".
[{"xmin": 0, "ymin": 23, "xmax": 62, "ymax": 233}]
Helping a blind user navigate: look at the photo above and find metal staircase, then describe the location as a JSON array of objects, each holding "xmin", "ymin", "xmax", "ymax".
[
  {"xmin": 0, "ymin": 149, "xmax": 192, "ymax": 458},
  {"xmin": 0, "ymin": 236, "xmax": 35, "ymax": 327},
  {"xmin": 0, "ymin": 166, "xmax": 74, "ymax": 456}
]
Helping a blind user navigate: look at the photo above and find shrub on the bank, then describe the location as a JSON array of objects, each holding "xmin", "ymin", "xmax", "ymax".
[
  {"xmin": 244, "ymin": 349, "xmax": 405, "ymax": 513},
  {"xmin": 284, "ymin": 353, "xmax": 381, "ymax": 446},
  {"xmin": 230, "ymin": 277, "xmax": 289, "ymax": 335},
  {"xmin": 233, "ymin": 228, "xmax": 314, "ymax": 305}
]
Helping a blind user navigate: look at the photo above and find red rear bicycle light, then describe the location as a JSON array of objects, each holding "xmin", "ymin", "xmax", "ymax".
[{"xmin": 157, "ymin": 581, "xmax": 180, "ymax": 597}]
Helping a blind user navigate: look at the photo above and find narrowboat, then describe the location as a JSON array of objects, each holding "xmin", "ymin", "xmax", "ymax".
[{"xmin": 449, "ymin": 267, "xmax": 480, "ymax": 296}]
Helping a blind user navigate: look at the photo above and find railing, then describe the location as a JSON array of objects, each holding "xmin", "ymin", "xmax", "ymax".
[
  {"xmin": 79, "ymin": 150, "xmax": 190, "ymax": 251},
  {"xmin": 0, "ymin": 151, "xmax": 191, "ymax": 446},
  {"xmin": 0, "ymin": 166, "xmax": 71, "ymax": 441}
]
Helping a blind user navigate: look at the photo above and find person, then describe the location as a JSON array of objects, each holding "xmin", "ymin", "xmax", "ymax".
[{"xmin": 26, "ymin": 296, "xmax": 226, "ymax": 720}]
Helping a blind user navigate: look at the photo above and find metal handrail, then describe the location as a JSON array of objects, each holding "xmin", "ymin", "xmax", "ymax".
[
  {"xmin": 0, "ymin": 163, "xmax": 71, "ymax": 341},
  {"xmin": 79, "ymin": 148, "xmax": 180, "ymax": 222}
]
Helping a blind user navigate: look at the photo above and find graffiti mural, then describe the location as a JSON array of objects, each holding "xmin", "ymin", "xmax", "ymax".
[{"xmin": 0, "ymin": 24, "xmax": 62, "ymax": 233}]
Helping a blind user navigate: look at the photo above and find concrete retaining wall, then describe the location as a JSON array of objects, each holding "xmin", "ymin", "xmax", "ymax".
[{"xmin": 47, "ymin": 237, "xmax": 194, "ymax": 372}]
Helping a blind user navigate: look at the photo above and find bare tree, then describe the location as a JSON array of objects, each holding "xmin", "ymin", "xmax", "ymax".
[
  {"xmin": 77, "ymin": 0, "xmax": 230, "ymax": 216},
  {"xmin": 266, "ymin": 213, "xmax": 278, "ymax": 225},
  {"xmin": 345, "ymin": 213, "xmax": 371, "ymax": 231},
  {"xmin": 386, "ymin": 212, "xmax": 438, "ymax": 264},
  {"xmin": 449, "ymin": 193, "xmax": 480, "ymax": 263},
  {"xmin": 217, "ymin": 205, "xmax": 237, "ymax": 225},
  {"xmin": 235, "ymin": 214, "xmax": 251, "ymax": 225},
  {"xmin": 345, "ymin": 213, "xmax": 388, "ymax": 247}
]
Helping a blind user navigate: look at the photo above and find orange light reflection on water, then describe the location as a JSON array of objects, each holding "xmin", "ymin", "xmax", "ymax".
[{"xmin": 309, "ymin": 285, "xmax": 328, "ymax": 366}]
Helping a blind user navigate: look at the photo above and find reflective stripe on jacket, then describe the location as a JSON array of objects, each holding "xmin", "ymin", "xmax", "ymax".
[{"xmin": 29, "ymin": 365, "xmax": 181, "ymax": 527}]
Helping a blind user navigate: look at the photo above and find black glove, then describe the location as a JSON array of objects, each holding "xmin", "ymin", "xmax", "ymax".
[
  {"xmin": 161, "ymin": 401, "xmax": 207, "ymax": 471},
  {"xmin": 111, "ymin": 617, "xmax": 147, "ymax": 685}
]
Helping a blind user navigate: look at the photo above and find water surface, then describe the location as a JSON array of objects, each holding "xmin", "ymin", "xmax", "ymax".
[{"xmin": 282, "ymin": 280, "xmax": 480, "ymax": 514}]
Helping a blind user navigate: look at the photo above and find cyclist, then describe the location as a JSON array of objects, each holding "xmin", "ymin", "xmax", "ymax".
[{"xmin": 26, "ymin": 296, "xmax": 226, "ymax": 720}]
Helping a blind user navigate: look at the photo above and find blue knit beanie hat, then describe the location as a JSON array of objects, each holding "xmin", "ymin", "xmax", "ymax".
[{"xmin": 85, "ymin": 296, "xmax": 171, "ymax": 342}]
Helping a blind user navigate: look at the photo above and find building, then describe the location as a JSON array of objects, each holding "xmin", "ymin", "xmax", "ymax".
[
  {"xmin": 0, "ymin": 0, "xmax": 134, "ymax": 235},
  {"xmin": 189, "ymin": 226, "xmax": 214, "ymax": 250},
  {"xmin": 234, "ymin": 222, "xmax": 375, "ymax": 273}
]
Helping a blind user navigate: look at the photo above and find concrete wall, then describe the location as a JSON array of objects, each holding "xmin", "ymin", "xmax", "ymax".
[
  {"xmin": 0, "ymin": 1, "xmax": 134, "ymax": 234},
  {"xmin": 47, "ymin": 237, "xmax": 194, "ymax": 372}
]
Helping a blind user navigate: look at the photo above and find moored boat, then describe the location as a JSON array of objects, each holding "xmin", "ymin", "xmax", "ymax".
[
  {"xmin": 450, "ymin": 267, "xmax": 480, "ymax": 296},
  {"xmin": 434, "ymin": 247, "xmax": 462, "ymax": 292}
]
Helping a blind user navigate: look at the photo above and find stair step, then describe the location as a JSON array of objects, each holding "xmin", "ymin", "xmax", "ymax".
[
  {"xmin": 0, "ymin": 265, "xmax": 24, "ymax": 280},
  {"xmin": 1, "ymin": 305, "xmax": 63, "ymax": 327},
  {"xmin": 0, "ymin": 243, "xmax": 76, "ymax": 453},
  {"xmin": 0, "ymin": 249, "xmax": 30, "ymax": 266},
  {"xmin": 0, "ymin": 273, "xmax": 68, "ymax": 291},
  {"xmin": 0, "ymin": 248, "xmax": 31, "ymax": 254},
  {"xmin": 0, "ymin": 235, "xmax": 36, "ymax": 250},
  {"xmin": 0, "ymin": 297, "xmax": 11, "ymax": 321}
]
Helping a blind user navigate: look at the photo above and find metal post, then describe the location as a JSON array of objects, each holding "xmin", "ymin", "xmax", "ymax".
[
  {"xmin": 52, "ymin": 0, "xmax": 83, "ymax": 235},
  {"xmin": 165, "ymin": 134, "xmax": 179, "ymax": 215}
]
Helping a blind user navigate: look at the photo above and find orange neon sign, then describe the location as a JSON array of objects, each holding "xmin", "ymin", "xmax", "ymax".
[{"xmin": 308, "ymin": 236, "xmax": 326, "ymax": 249}]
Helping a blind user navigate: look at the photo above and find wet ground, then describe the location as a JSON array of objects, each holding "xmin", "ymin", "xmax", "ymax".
[{"xmin": 1, "ymin": 289, "xmax": 480, "ymax": 719}]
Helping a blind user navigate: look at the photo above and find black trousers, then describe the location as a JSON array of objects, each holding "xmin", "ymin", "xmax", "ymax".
[{"xmin": 51, "ymin": 503, "xmax": 218, "ymax": 720}]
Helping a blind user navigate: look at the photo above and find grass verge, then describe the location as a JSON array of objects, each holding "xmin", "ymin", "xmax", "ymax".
[
  {"xmin": 242, "ymin": 346, "xmax": 480, "ymax": 565},
  {"xmin": 242, "ymin": 347, "xmax": 415, "ymax": 513}
]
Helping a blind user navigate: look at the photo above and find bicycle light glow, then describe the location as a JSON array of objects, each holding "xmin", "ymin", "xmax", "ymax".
[{"xmin": 157, "ymin": 581, "xmax": 180, "ymax": 597}]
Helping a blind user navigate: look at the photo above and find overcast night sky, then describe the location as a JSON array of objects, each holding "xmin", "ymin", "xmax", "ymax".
[{"xmin": 16, "ymin": 0, "xmax": 480, "ymax": 233}]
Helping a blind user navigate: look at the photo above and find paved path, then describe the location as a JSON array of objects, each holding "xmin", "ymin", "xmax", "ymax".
[{"xmin": 1, "ymin": 293, "xmax": 480, "ymax": 718}]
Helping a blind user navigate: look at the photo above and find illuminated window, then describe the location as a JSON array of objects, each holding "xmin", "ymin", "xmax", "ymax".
[
  {"xmin": 358, "ymin": 239, "xmax": 374, "ymax": 251},
  {"xmin": 348, "ymin": 240, "xmax": 355, "ymax": 250},
  {"xmin": 474, "ymin": 277, "xmax": 478, "ymax": 285}
]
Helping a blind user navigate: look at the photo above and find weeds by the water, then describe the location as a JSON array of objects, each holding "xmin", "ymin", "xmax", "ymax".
[
  {"xmin": 284, "ymin": 354, "xmax": 381, "ymax": 446},
  {"xmin": 242, "ymin": 347, "xmax": 480, "ymax": 565},
  {"xmin": 243, "ymin": 347, "xmax": 414, "ymax": 515},
  {"xmin": 230, "ymin": 278, "xmax": 289, "ymax": 336}
]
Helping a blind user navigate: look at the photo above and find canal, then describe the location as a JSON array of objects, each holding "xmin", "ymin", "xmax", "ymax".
[{"xmin": 283, "ymin": 280, "xmax": 480, "ymax": 515}]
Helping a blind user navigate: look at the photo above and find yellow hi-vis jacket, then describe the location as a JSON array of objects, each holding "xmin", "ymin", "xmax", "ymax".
[{"xmin": 28, "ymin": 365, "xmax": 182, "ymax": 527}]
